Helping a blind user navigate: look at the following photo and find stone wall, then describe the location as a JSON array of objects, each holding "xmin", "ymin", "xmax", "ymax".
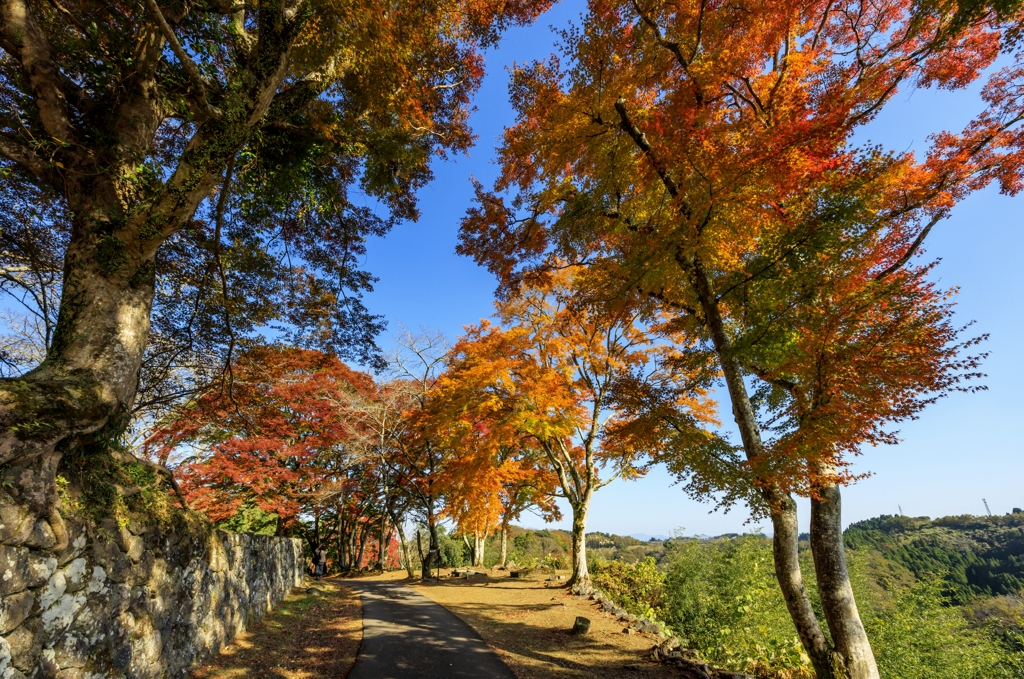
[{"xmin": 0, "ymin": 513, "xmax": 304, "ymax": 679}]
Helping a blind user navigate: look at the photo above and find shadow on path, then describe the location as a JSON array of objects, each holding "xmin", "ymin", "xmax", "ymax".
[
  {"xmin": 191, "ymin": 581, "xmax": 360, "ymax": 679},
  {"xmin": 346, "ymin": 578, "xmax": 517, "ymax": 679}
]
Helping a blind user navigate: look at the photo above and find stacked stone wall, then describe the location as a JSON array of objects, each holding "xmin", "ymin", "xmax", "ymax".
[{"xmin": 0, "ymin": 513, "xmax": 304, "ymax": 678}]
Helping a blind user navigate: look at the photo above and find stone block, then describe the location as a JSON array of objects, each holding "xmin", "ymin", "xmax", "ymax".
[
  {"xmin": 23, "ymin": 520, "xmax": 56, "ymax": 550},
  {"xmin": 62, "ymin": 559, "xmax": 89, "ymax": 594},
  {"xmin": 0, "ymin": 506, "xmax": 34, "ymax": 546},
  {"xmin": 0, "ymin": 546, "xmax": 29, "ymax": 596},
  {"xmin": 92, "ymin": 538, "xmax": 131, "ymax": 583},
  {"xmin": 0, "ymin": 591, "xmax": 34, "ymax": 634},
  {"xmin": 26, "ymin": 553, "xmax": 56, "ymax": 589},
  {"xmin": 6, "ymin": 615, "xmax": 42, "ymax": 670},
  {"xmin": 126, "ymin": 536, "xmax": 145, "ymax": 563}
]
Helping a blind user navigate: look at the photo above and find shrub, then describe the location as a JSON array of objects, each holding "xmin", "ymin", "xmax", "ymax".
[
  {"xmin": 863, "ymin": 578, "xmax": 1018, "ymax": 679},
  {"xmin": 591, "ymin": 557, "xmax": 665, "ymax": 619},
  {"xmin": 662, "ymin": 536, "xmax": 812, "ymax": 678}
]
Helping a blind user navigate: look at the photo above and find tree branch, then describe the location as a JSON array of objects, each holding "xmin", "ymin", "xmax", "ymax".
[
  {"xmin": 143, "ymin": 0, "xmax": 223, "ymax": 120},
  {"xmin": 614, "ymin": 98, "xmax": 690, "ymax": 218},
  {"xmin": 874, "ymin": 213, "xmax": 942, "ymax": 282},
  {"xmin": 0, "ymin": 132, "xmax": 49, "ymax": 179},
  {"xmin": 0, "ymin": 0, "xmax": 74, "ymax": 141}
]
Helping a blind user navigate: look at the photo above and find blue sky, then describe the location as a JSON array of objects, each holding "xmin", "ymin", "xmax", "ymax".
[{"xmin": 361, "ymin": 1, "xmax": 1024, "ymax": 536}]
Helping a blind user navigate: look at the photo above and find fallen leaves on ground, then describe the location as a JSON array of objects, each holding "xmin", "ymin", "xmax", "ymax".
[{"xmin": 191, "ymin": 579, "xmax": 361, "ymax": 679}]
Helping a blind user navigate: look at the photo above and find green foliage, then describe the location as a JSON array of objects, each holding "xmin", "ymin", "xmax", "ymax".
[
  {"xmin": 217, "ymin": 500, "xmax": 278, "ymax": 535},
  {"xmin": 591, "ymin": 557, "xmax": 665, "ymax": 619},
  {"xmin": 506, "ymin": 526, "xmax": 570, "ymax": 567},
  {"xmin": 586, "ymin": 528, "xmax": 1023, "ymax": 678},
  {"xmin": 662, "ymin": 536, "xmax": 811, "ymax": 677},
  {"xmin": 862, "ymin": 577, "xmax": 1018, "ymax": 679}
]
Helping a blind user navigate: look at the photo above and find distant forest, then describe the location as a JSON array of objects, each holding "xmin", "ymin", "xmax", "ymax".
[{"xmin": 843, "ymin": 512, "xmax": 1024, "ymax": 601}]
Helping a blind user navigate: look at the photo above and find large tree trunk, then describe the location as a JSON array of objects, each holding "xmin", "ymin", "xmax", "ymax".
[
  {"xmin": 811, "ymin": 483, "xmax": 879, "ymax": 679},
  {"xmin": 0, "ymin": 0, "xmax": 306, "ymax": 554},
  {"xmin": 567, "ymin": 501, "xmax": 590, "ymax": 590},
  {"xmin": 0, "ymin": 217, "xmax": 159, "ymax": 551},
  {"xmin": 692, "ymin": 258, "xmax": 842, "ymax": 678}
]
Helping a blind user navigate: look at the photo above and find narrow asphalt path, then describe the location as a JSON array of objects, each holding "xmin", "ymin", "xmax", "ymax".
[{"xmin": 345, "ymin": 578, "xmax": 517, "ymax": 679}]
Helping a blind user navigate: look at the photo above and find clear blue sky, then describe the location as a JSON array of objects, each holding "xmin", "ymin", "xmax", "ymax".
[{"xmin": 361, "ymin": 1, "xmax": 1024, "ymax": 537}]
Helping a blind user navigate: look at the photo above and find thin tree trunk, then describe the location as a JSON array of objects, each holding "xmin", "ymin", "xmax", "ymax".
[
  {"xmin": 421, "ymin": 511, "xmax": 439, "ymax": 578},
  {"xmin": 500, "ymin": 521, "xmax": 509, "ymax": 567},
  {"xmin": 390, "ymin": 510, "xmax": 416, "ymax": 578},
  {"xmin": 567, "ymin": 501, "xmax": 590, "ymax": 591},
  {"xmin": 337, "ymin": 510, "xmax": 348, "ymax": 571},
  {"xmin": 379, "ymin": 511, "xmax": 389, "ymax": 569},
  {"xmin": 772, "ymin": 490, "xmax": 835, "ymax": 676},
  {"xmin": 474, "ymin": 531, "xmax": 486, "ymax": 568},
  {"xmin": 811, "ymin": 483, "xmax": 879, "ymax": 679}
]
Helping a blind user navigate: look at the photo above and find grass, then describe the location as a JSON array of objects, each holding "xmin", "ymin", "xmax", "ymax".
[
  {"xmin": 191, "ymin": 579, "xmax": 362, "ymax": 679},
  {"xmin": 381, "ymin": 568, "xmax": 688, "ymax": 678}
]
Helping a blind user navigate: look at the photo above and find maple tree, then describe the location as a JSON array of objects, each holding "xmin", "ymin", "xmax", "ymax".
[
  {"xmin": 426, "ymin": 368, "xmax": 561, "ymax": 568},
  {"xmin": 457, "ymin": 1, "xmax": 1023, "ymax": 676},
  {"xmin": 0, "ymin": 0, "xmax": 553, "ymax": 553},
  {"xmin": 148, "ymin": 345, "xmax": 373, "ymax": 536},
  {"xmin": 434, "ymin": 269, "xmax": 716, "ymax": 588}
]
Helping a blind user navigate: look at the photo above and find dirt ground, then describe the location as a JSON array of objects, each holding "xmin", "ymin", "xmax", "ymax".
[
  {"xmin": 359, "ymin": 569, "xmax": 688, "ymax": 679},
  {"xmin": 191, "ymin": 578, "xmax": 361, "ymax": 679}
]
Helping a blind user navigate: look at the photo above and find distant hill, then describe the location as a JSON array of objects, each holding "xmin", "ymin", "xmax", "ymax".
[{"xmin": 844, "ymin": 511, "xmax": 1024, "ymax": 601}]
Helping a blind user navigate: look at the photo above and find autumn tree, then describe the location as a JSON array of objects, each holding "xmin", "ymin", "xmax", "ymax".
[
  {"xmin": 0, "ymin": 0, "xmax": 553, "ymax": 552},
  {"xmin": 457, "ymin": 1, "xmax": 1022, "ymax": 676},
  {"xmin": 437, "ymin": 270, "xmax": 716, "ymax": 588},
  {"xmin": 383, "ymin": 328, "xmax": 456, "ymax": 578},
  {"xmin": 148, "ymin": 345, "xmax": 373, "ymax": 536},
  {"xmin": 426, "ymin": 377, "xmax": 561, "ymax": 568}
]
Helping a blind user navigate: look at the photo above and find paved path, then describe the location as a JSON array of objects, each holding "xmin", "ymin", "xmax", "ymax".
[{"xmin": 346, "ymin": 578, "xmax": 517, "ymax": 679}]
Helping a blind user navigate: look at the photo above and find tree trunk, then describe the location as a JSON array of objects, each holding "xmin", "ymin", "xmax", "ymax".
[
  {"xmin": 342, "ymin": 512, "xmax": 350, "ymax": 569},
  {"xmin": 567, "ymin": 502, "xmax": 590, "ymax": 590},
  {"xmin": 355, "ymin": 522, "xmax": 370, "ymax": 569},
  {"xmin": 500, "ymin": 521, "xmax": 509, "ymax": 567},
  {"xmin": 379, "ymin": 511, "xmax": 389, "ymax": 569},
  {"xmin": 474, "ymin": 531, "xmax": 486, "ymax": 568},
  {"xmin": 421, "ymin": 517, "xmax": 439, "ymax": 578},
  {"xmin": 0, "ymin": 217, "xmax": 160, "ymax": 551},
  {"xmin": 391, "ymin": 510, "xmax": 416, "ymax": 578},
  {"xmin": 811, "ymin": 483, "xmax": 879, "ymax": 679},
  {"xmin": 692, "ymin": 258, "xmax": 840, "ymax": 678},
  {"xmin": 772, "ymin": 489, "xmax": 835, "ymax": 677}
]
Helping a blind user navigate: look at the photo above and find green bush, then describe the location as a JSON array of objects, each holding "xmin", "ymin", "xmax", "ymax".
[
  {"xmin": 663, "ymin": 536, "xmax": 811, "ymax": 677},
  {"xmin": 591, "ymin": 556, "xmax": 665, "ymax": 619},
  {"xmin": 863, "ymin": 578, "xmax": 1020, "ymax": 679}
]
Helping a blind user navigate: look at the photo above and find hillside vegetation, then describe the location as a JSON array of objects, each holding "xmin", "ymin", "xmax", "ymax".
[
  {"xmin": 482, "ymin": 515, "xmax": 1024, "ymax": 679},
  {"xmin": 844, "ymin": 512, "xmax": 1024, "ymax": 601}
]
